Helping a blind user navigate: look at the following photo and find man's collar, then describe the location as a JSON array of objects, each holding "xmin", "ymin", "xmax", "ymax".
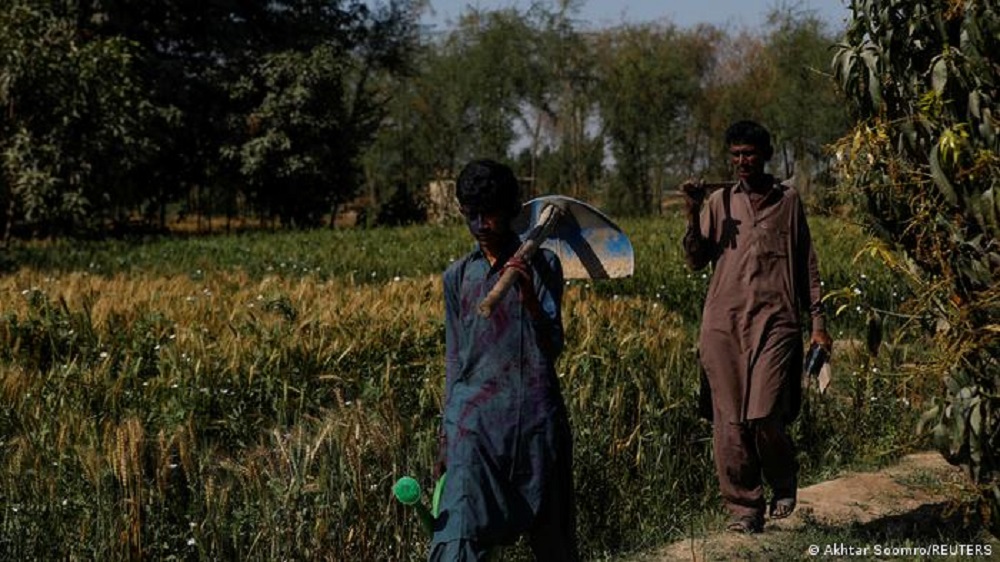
[{"xmin": 733, "ymin": 175, "xmax": 779, "ymax": 194}]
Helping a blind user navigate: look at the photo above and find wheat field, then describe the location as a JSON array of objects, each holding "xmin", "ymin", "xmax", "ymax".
[{"xmin": 0, "ymin": 217, "xmax": 934, "ymax": 560}]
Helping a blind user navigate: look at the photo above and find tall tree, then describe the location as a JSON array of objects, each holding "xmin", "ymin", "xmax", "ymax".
[
  {"xmin": 833, "ymin": 0, "xmax": 1000, "ymax": 531},
  {"xmin": 595, "ymin": 23, "xmax": 715, "ymax": 215},
  {"xmin": 0, "ymin": 5, "xmax": 159, "ymax": 241},
  {"xmin": 516, "ymin": 1, "xmax": 602, "ymax": 199},
  {"xmin": 221, "ymin": 1, "xmax": 422, "ymax": 227},
  {"xmin": 223, "ymin": 46, "xmax": 357, "ymax": 227},
  {"xmin": 42, "ymin": 0, "xmax": 422, "ymax": 230},
  {"xmin": 444, "ymin": 8, "xmax": 537, "ymax": 161},
  {"xmin": 363, "ymin": 5, "xmax": 543, "ymax": 217},
  {"xmin": 760, "ymin": 7, "xmax": 849, "ymax": 193},
  {"xmin": 691, "ymin": 8, "xmax": 848, "ymax": 191}
]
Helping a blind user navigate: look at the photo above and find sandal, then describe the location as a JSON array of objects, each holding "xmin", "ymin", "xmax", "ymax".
[
  {"xmin": 770, "ymin": 497, "xmax": 796, "ymax": 519},
  {"xmin": 726, "ymin": 515, "xmax": 762, "ymax": 534}
]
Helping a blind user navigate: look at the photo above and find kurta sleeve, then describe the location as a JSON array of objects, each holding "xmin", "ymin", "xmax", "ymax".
[
  {"xmin": 443, "ymin": 265, "xmax": 462, "ymax": 392},
  {"xmin": 683, "ymin": 201, "xmax": 717, "ymax": 271},
  {"xmin": 530, "ymin": 250, "xmax": 565, "ymax": 359},
  {"xmin": 794, "ymin": 198, "xmax": 826, "ymax": 332}
]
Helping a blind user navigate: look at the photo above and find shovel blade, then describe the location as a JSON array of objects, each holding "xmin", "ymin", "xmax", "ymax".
[{"xmin": 511, "ymin": 195, "xmax": 634, "ymax": 279}]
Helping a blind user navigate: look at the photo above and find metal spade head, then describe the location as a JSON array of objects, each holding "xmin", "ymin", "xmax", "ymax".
[{"xmin": 510, "ymin": 195, "xmax": 634, "ymax": 279}]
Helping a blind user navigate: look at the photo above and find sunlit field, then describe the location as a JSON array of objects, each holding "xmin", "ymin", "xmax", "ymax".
[{"xmin": 0, "ymin": 215, "xmax": 937, "ymax": 560}]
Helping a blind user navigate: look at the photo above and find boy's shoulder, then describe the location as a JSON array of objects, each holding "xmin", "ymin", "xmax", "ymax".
[
  {"xmin": 443, "ymin": 248, "xmax": 481, "ymax": 283},
  {"xmin": 443, "ymin": 246, "xmax": 562, "ymax": 283}
]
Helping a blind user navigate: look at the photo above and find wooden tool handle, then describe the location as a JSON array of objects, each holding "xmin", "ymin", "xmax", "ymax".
[
  {"xmin": 667, "ymin": 180, "xmax": 733, "ymax": 197},
  {"xmin": 477, "ymin": 204, "xmax": 561, "ymax": 318}
]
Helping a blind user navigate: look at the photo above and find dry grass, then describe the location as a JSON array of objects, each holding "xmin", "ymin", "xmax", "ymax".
[{"xmin": 0, "ymin": 217, "xmax": 935, "ymax": 560}]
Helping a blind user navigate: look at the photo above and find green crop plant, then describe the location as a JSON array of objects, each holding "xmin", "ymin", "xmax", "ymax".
[{"xmin": 0, "ymin": 215, "xmax": 936, "ymax": 559}]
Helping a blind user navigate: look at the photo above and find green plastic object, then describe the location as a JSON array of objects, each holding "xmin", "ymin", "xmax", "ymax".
[
  {"xmin": 393, "ymin": 475, "xmax": 434, "ymax": 535},
  {"xmin": 432, "ymin": 472, "xmax": 446, "ymax": 517},
  {"xmin": 393, "ymin": 476, "xmax": 421, "ymax": 505}
]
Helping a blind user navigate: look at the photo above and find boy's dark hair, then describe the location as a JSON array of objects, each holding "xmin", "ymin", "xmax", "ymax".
[
  {"xmin": 456, "ymin": 159, "xmax": 521, "ymax": 218},
  {"xmin": 725, "ymin": 120, "xmax": 773, "ymax": 160}
]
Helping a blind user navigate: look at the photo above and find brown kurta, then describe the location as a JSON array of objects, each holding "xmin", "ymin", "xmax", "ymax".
[{"xmin": 684, "ymin": 177, "xmax": 824, "ymax": 424}]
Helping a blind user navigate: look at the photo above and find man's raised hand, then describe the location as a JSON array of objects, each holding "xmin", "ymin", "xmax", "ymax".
[{"xmin": 679, "ymin": 179, "xmax": 707, "ymax": 214}]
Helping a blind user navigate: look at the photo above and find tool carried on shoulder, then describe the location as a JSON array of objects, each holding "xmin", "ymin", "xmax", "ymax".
[{"xmin": 478, "ymin": 195, "xmax": 635, "ymax": 317}]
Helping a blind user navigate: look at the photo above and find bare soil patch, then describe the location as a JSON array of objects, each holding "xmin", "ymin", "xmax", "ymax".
[{"xmin": 631, "ymin": 452, "xmax": 990, "ymax": 561}]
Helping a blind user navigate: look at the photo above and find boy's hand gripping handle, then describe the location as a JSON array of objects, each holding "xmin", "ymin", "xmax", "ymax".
[{"xmin": 477, "ymin": 204, "xmax": 562, "ymax": 318}]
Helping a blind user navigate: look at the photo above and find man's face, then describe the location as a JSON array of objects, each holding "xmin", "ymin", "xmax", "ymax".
[
  {"xmin": 461, "ymin": 205, "xmax": 510, "ymax": 247},
  {"xmin": 729, "ymin": 143, "xmax": 767, "ymax": 183}
]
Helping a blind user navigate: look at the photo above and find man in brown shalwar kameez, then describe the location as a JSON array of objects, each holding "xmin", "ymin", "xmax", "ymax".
[{"xmin": 680, "ymin": 120, "xmax": 832, "ymax": 534}]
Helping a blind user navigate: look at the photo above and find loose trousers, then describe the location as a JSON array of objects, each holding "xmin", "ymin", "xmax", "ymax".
[
  {"xmin": 428, "ymin": 435, "xmax": 579, "ymax": 562},
  {"xmin": 427, "ymin": 485, "xmax": 579, "ymax": 562},
  {"xmin": 712, "ymin": 414, "xmax": 797, "ymax": 519}
]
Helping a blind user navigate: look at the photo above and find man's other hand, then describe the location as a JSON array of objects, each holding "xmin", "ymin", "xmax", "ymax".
[
  {"xmin": 680, "ymin": 179, "xmax": 707, "ymax": 214},
  {"xmin": 810, "ymin": 329, "xmax": 833, "ymax": 355}
]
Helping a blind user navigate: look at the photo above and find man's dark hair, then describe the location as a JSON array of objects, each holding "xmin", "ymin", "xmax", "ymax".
[
  {"xmin": 725, "ymin": 120, "xmax": 773, "ymax": 160},
  {"xmin": 456, "ymin": 159, "xmax": 521, "ymax": 218}
]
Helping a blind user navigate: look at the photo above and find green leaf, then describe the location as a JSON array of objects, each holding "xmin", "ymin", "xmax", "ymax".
[
  {"xmin": 969, "ymin": 90, "xmax": 982, "ymax": 120},
  {"xmin": 918, "ymin": 404, "xmax": 941, "ymax": 434},
  {"xmin": 981, "ymin": 188, "xmax": 999, "ymax": 234},
  {"xmin": 860, "ymin": 47, "xmax": 882, "ymax": 108},
  {"xmin": 833, "ymin": 46, "xmax": 857, "ymax": 87},
  {"xmin": 951, "ymin": 407, "xmax": 966, "ymax": 458},
  {"xmin": 980, "ymin": 107, "xmax": 996, "ymax": 145},
  {"xmin": 931, "ymin": 55, "xmax": 948, "ymax": 94},
  {"xmin": 929, "ymin": 143, "xmax": 959, "ymax": 205},
  {"xmin": 970, "ymin": 398, "xmax": 983, "ymax": 436}
]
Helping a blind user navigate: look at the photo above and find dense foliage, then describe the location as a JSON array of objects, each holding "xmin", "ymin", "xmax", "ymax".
[
  {"xmin": 832, "ymin": 0, "xmax": 1000, "ymax": 531},
  {"xmin": 1, "ymin": 0, "xmax": 422, "ymax": 238},
  {"xmin": 0, "ymin": 5, "xmax": 159, "ymax": 238},
  {"xmin": 2, "ymin": 1, "xmax": 849, "ymax": 238}
]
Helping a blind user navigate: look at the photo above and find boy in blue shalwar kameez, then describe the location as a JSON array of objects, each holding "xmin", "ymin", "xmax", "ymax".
[{"xmin": 429, "ymin": 159, "xmax": 579, "ymax": 561}]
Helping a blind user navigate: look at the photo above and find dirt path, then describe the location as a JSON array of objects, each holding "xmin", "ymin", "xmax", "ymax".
[{"xmin": 631, "ymin": 452, "xmax": 989, "ymax": 561}]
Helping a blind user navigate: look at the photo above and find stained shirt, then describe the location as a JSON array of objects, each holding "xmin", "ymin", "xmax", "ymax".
[
  {"xmin": 683, "ymin": 177, "xmax": 825, "ymax": 423},
  {"xmin": 433, "ymin": 243, "xmax": 571, "ymax": 546}
]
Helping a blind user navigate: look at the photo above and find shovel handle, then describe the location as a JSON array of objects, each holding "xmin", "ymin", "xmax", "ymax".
[
  {"xmin": 477, "ymin": 204, "xmax": 561, "ymax": 318},
  {"xmin": 477, "ymin": 237, "xmax": 545, "ymax": 318},
  {"xmin": 666, "ymin": 181, "xmax": 733, "ymax": 197}
]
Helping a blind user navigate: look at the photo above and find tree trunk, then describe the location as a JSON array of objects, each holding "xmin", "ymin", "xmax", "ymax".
[{"xmin": 3, "ymin": 191, "xmax": 16, "ymax": 248}]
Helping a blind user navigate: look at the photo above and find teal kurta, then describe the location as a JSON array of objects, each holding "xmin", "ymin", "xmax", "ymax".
[{"xmin": 432, "ymin": 244, "xmax": 571, "ymax": 548}]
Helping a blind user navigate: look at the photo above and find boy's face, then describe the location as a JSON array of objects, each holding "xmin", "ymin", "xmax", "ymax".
[
  {"xmin": 729, "ymin": 143, "xmax": 768, "ymax": 183},
  {"xmin": 461, "ymin": 205, "xmax": 511, "ymax": 248}
]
